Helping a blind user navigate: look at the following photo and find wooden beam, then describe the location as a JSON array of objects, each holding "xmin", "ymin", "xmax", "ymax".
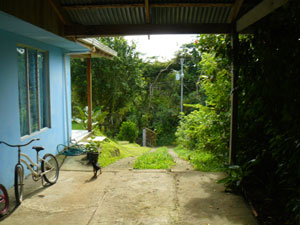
[
  {"xmin": 87, "ymin": 57, "xmax": 92, "ymax": 132},
  {"xmin": 0, "ymin": 0, "xmax": 64, "ymax": 36},
  {"xmin": 237, "ymin": 0, "xmax": 288, "ymax": 32},
  {"xmin": 64, "ymin": 24, "xmax": 231, "ymax": 37},
  {"xmin": 145, "ymin": 0, "xmax": 150, "ymax": 24},
  {"xmin": 227, "ymin": 0, "xmax": 244, "ymax": 23},
  {"xmin": 48, "ymin": 0, "xmax": 71, "ymax": 25},
  {"xmin": 62, "ymin": 2, "xmax": 233, "ymax": 10},
  {"xmin": 229, "ymin": 26, "xmax": 239, "ymax": 165}
]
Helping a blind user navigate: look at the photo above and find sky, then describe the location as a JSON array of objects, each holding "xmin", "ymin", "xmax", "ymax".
[{"xmin": 124, "ymin": 34, "xmax": 198, "ymax": 61}]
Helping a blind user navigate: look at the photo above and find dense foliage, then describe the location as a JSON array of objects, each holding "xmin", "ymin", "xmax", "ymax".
[
  {"xmin": 176, "ymin": 2, "xmax": 300, "ymax": 223},
  {"xmin": 219, "ymin": 1, "xmax": 300, "ymax": 224},
  {"xmin": 71, "ymin": 37, "xmax": 145, "ymax": 137},
  {"xmin": 176, "ymin": 51, "xmax": 231, "ymax": 156},
  {"xmin": 70, "ymin": 4, "xmax": 300, "ymax": 222},
  {"xmin": 175, "ymin": 35, "xmax": 231, "ymax": 174},
  {"xmin": 117, "ymin": 121, "xmax": 138, "ymax": 143},
  {"xmin": 71, "ymin": 37, "xmax": 205, "ymax": 145}
]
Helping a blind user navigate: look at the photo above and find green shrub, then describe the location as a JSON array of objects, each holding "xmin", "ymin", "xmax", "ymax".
[
  {"xmin": 117, "ymin": 121, "xmax": 138, "ymax": 143},
  {"xmin": 175, "ymin": 53, "xmax": 231, "ymax": 157}
]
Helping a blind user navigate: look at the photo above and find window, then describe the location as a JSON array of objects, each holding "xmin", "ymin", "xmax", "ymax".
[{"xmin": 17, "ymin": 46, "xmax": 50, "ymax": 136}]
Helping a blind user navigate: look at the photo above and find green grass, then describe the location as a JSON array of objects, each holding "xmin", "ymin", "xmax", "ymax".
[
  {"xmin": 133, "ymin": 147, "xmax": 175, "ymax": 169},
  {"xmin": 93, "ymin": 127, "xmax": 106, "ymax": 137},
  {"xmin": 98, "ymin": 138, "xmax": 151, "ymax": 168},
  {"xmin": 174, "ymin": 146, "xmax": 225, "ymax": 172},
  {"xmin": 72, "ymin": 122, "xmax": 85, "ymax": 130}
]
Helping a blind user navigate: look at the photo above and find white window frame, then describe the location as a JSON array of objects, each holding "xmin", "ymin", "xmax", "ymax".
[{"xmin": 17, "ymin": 44, "xmax": 51, "ymax": 137}]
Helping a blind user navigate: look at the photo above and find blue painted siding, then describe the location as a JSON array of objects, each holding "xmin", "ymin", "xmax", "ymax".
[{"xmin": 0, "ymin": 29, "xmax": 71, "ymax": 189}]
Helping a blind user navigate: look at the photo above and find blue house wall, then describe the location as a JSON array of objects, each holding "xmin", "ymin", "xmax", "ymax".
[{"xmin": 0, "ymin": 28, "xmax": 72, "ymax": 189}]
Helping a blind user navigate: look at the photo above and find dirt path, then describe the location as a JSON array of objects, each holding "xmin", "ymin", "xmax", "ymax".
[
  {"xmin": 103, "ymin": 156, "xmax": 136, "ymax": 171},
  {"xmin": 2, "ymin": 151, "xmax": 258, "ymax": 225},
  {"xmin": 168, "ymin": 148, "xmax": 194, "ymax": 171}
]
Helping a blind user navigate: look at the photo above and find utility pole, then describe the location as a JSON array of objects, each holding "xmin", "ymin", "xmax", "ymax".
[{"xmin": 180, "ymin": 58, "xmax": 184, "ymax": 113}]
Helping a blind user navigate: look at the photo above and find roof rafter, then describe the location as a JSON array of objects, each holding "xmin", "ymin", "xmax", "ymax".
[
  {"xmin": 227, "ymin": 0, "xmax": 244, "ymax": 23},
  {"xmin": 145, "ymin": 0, "xmax": 150, "ymax": 24},
  {"xmin": 237, "ymin": 0, "xmax": 288, "ymax": 32},
  {"xmin": 48, "ymin": 0, "xmax": 71, "ymax": 25},
  {"xmin": 64, "ymin": 24, "xmax": 232, "ymax": 37}
]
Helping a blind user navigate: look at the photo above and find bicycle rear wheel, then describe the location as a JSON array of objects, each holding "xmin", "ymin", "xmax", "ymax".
[
  {"xmin": 14, "ymin": 164, "xmax": 24, "ymax": 205},
  {"xmin": 0, "ymin": 184, "xmax": 9, "ymax": 216},
  {"xmin": 41, "ymin": 154, "xmax": 59, "ymax": 184}
]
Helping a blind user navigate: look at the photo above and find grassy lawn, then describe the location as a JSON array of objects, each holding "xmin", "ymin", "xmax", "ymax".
[
  {"xmin": 133, "ymin": 147, "xmax": 175, "ymax": 169},
  {"xmin": 98, "ymin": 139, "xmax": 151, "ymax": 168},
  {"xmin": 72, "ymin": 122, "xmax": 85, "ymax": 130},
  {"xmin": 174, "ymin": 146, "xmax": 225, "ymax": 172}
]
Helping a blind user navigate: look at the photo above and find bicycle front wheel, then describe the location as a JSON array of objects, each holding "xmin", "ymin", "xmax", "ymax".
[
  {"xmin": 14, "ymin": 164, "xmax": 24, "ymax": 205},
  {"xmin": 0, "ymin": 184, "xmax": 9, "ymax": 216},
  {"xmin": 41, "ymin": 154, "xmax": 59, "ymax": 184}
]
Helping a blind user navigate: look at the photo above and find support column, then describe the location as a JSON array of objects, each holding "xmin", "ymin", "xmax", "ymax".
[
  {"xmin": 229, "ymin": 26, "xmax": 239, "ymax": 165},
  {"xmin": 87, "ymin": 57, "xmax": 92, "ymax": 132},
  {"xmin": 143, "ymin": 128, "xmax": 146, "ymax": 147}
]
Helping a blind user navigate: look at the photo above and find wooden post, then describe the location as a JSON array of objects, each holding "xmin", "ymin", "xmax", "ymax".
[
  {"xmin": 143, "ymin": 128, "xmax": 146, "ymax": 147},
  {"xmin": 87, "ymin": 57, "xmax": 92, "ymax": 132},
  {"xmin": 229, "ymin": 26, "xmax": 239, "ymax": 165}
]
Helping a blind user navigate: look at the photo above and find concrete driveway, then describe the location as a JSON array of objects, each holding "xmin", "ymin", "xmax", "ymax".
[{"xmin": 0, "ymin": 155, "xmax": 257, "ymax": 225}]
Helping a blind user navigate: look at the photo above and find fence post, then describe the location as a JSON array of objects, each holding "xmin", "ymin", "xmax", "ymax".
[{"xmin": 143, "ymin": 128, "xmax": 146, "ymax": 147}]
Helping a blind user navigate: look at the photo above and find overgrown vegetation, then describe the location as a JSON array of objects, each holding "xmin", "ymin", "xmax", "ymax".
[
  {"xmin": 71, "ymin": 36, "xmax": 209, "ymax": 146},
  {"xmin": 133, "ymin": 147, "xmax": 175, "ymax": 169},
  {"xmin": 226, "ymin": 2, "xmax": 300, "ymax": 224},
  {"xmin": 117, "ymin": 121, "xmax": 138, "ymax": 143},
  {"xmin": 71, "ymin": 3, "xmax": 300, "ymax": 222},
  {"xmin": 98, "ymin": 139, "xmax": 150, "ymax": 168},
  {"xmin": 175, "ymin": 35, "xmax": 231, "ymax": 173},
  {"xmin": 72, "ymin": 121, "xmax": 85, "ymax": 130},
  {"xmin": 174, "ymin": 146, "xmax": 224, "ymax": 172}
]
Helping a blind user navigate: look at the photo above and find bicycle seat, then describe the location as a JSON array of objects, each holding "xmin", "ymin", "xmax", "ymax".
[{"xmin": 32, "ymin": 146, "xmax": 45, "ymax": 152}]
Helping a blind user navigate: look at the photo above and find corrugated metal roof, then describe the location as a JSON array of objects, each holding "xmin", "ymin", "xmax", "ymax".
[
  {"xmin": 151, "ymin": 7, "xmax": 231, "ymax": 24},
  {"xmin": 61, "ymin": 0, "xmax": 144, "ymax": 5},
  {"xmin": 59, "ymin": 0, "xmax": 265, "ymax": 36},
  {"xmin": 68, "ymin": 7, "xmax": 145, "ymax": 25},
  {"xmin": 62, "ymin": 0, "xmax": 234, "ymax": 25}
]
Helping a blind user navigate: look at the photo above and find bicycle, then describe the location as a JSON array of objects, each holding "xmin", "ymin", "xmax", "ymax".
[
  {"xmin": 0, "ymin": 184, "xmax": 9, "ymax": 216},
  {"xmin": 0, "ymin": 138, "xmax": 59, "ymax": 205}
]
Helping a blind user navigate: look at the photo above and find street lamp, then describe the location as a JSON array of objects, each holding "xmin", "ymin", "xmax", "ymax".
[{"xmin": 180, "ymin": 58, "xmax": 184, "ymax": 113}]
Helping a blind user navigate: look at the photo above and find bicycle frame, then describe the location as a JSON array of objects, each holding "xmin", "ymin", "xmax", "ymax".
[
  {"xmin": 1, "ymin": 138, "xmax": 59, "ymax": 205},
  {"xmin": 19, "ymin": 153, "xmax": 53, "ymax": 179}
]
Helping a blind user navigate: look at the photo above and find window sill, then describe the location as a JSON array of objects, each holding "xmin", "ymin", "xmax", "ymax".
[{"xmin": 20, "ymin": 127, "xmax": 51, "ymax": 141}]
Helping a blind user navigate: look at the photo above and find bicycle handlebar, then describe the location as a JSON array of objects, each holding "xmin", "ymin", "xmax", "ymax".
[{"xmin": 0, "ymin": 138, "xmax": 40, "ymax": 148}]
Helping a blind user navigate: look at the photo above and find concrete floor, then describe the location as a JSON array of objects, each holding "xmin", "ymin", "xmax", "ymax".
[{"xmin": 0, "ymin": 154, "xmax": 258, "ymax": 225}]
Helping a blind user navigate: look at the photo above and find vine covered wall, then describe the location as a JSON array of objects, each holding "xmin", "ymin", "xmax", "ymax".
[{"xmin": 235, "ymin": 1, "xmax": 300, "ymax": 224}]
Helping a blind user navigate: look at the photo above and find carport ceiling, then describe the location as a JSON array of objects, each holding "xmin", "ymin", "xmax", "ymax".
[
  {"xmin": 0, "ymin": 0, "xmax": 288, "ymax": 37},
  {"xmin": 56, "ymin": 0, "xmax": 286, "ymax": 37}
]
